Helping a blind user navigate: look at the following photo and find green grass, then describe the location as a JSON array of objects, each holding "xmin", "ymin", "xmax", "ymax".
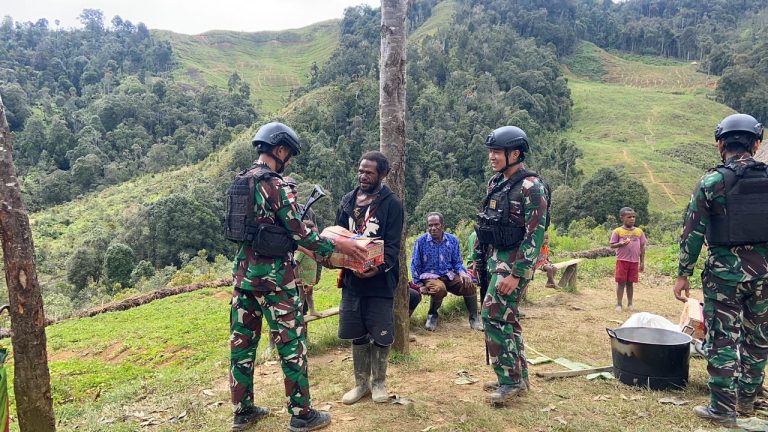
[
  {"xmin": 563, "ymin": 51, "xmax": 733, "ymax": 213},
  {"xmin": 409, "ymin": 0, "xmax": 456, "ymax": 42},
  {"xmin": 563, "ymin": 41, "xmax": 606, "ymax": 81},
  {"xmin": 153, "ymin": 21, "xmax": 340, "ymax": 114}
]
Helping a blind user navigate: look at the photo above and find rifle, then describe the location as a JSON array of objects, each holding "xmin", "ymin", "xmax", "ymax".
[
  {"xmin": 299, "ymin": 185, "xmax": 326, "ymax": 221},
  {"xmin": 476, "ymin": 242, "xmax": 490, "ymax": 366}
]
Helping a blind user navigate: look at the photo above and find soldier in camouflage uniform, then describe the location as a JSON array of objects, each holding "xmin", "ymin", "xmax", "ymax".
[
  {"xmin": 675, "ymin": 114, "xmax": 767, "ymax": 428},
  {"xmin": 228, "ymin": 122, "xmax": 366, "ymax": 432},
  {"xmin": 474, "ymin": 126, "xmax": 548, "ymax": 407}
]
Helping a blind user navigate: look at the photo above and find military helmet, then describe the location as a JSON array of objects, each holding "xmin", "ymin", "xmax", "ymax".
[
  {"xmin": 715, "ymin": 114, "xmax": 764, "ymax": 141},
  {"xmin": 485, "ymin": 126, "xmax": 530, "ymax": 152},
  {"xmin": 252, "ymin": 122, "xmax": 302, "ymax": 155}
]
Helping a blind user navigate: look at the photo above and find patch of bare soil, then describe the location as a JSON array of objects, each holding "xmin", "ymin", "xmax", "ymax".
[{"xmin": 100, "ymin": 342, "xmax": 129, "ymax": 364}]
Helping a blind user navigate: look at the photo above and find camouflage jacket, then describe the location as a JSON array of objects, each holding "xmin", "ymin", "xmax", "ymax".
[
  {"xmin": 678, "ymin": 155, "xmax": 768, "ymax": 284},
  {"xmin": 232, "ymin": 161, "xmax": 334, "ymax": 291},
  {"xmin": 477, "ymin": 170, "xmax": 548, "ymax": 280}
]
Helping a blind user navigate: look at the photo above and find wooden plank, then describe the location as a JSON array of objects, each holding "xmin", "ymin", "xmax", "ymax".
[
  {"xmin": 305, "ymin": 307, "xmax": 340, "ymax": 323},
  {"xmin": 551, "ymin": 258, "xmax": 583, "ymax": 269},
  {"xmin": 536, "ymin": 366, "xmax": 613, "ymax": 380}
]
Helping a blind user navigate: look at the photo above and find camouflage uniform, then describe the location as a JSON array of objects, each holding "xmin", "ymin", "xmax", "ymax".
[
  {"xmin": 679, "ymin": 155, "xmax": 768, "ymax": 414},
  {"xmin": 478, "ymin": 172, "xmax": 548, "ymax": 387},
  {"xmin": 230, "ymin": 161, "xmax": 335, "ymax": 416}
]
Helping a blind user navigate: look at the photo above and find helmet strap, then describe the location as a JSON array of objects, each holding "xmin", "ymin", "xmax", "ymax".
[
  {"xmin": 497, "ymin": 148, "xmax": 523, "ymax": 173},
  {"xmin": 261, "ymin": 147, "xmax": 289, "ymax": 173}
]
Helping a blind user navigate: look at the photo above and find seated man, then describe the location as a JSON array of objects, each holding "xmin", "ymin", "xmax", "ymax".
[{"xmin": 411, "ymin": 212, "xmax": 481, "ymax": 331}]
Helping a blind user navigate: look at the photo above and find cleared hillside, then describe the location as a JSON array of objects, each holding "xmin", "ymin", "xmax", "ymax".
[
  {"xmin": 154, "ymin": 21, "xmax": 340, "ymax": 113},
  {"xmin": 563, "ymin": 42, "xmax": 733, "ymax": 213}
]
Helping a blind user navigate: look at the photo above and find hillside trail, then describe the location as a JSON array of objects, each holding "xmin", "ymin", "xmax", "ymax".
[
  {"xmin": 623, "ymin": 126, "xmax": 679, "ymax": 206},
  {"xmin": 97, "ymin": 274, "xmax": 747, "ymax": 432}
]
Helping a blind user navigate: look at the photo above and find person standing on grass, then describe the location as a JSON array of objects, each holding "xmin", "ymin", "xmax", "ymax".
[
  {"xmin": 335, "ymin": 151, "xmax": 404, "ymax": 406},
  {"xmin": 609, "ymin": 207, "xmax": 646, "ymax": 311},
  {"xmin": 226, "ymin": 122, "xmax": 366, "ymax": 432},
  {"xmin": 674, "ymin": 113, "xmax": 768, "ymax": 428},
  {"xmin": 473, "ymin": 126, "xmax": 548, "ymax": 408}
]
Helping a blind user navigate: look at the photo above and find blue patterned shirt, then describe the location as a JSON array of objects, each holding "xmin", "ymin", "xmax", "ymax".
[{"xmin": 411, "ymin": 232, "xmax": 467, "ymax": 284}]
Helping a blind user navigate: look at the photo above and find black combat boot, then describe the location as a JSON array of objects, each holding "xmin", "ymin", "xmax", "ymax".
[
  {"xmin": 425, "ymin": 297, "xmax": 442, "ymax": 331},
  {"xmin": 232, "ymin": 406, "xmax": 270, "ymax": 431},
  {"xmin": 288, "ymin": 408, "xmax": 331, "ymax": 432},
  {"xmin": 488, "ymin": 382, "xmax": 528, "ymax": 407},
  {"xmin": 464, "ymin": 295, "xmax": 483, "ymax": 331},
  {"xmin": 737, "ymin": 393, "xmax": 757, "ymax": 416},
  {"xmin": 692, "ymin": 405, "xmax": 737, "ymax": 427}
]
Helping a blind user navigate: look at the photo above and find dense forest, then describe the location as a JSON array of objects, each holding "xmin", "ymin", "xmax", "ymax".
[
  {"xmin": 1, "ymin": 0, "xmax": 766, "ymax": 313},
  {"xmin": 479, "ymin": 0, "xmax": 768, "ymax": 122},
  {"xmin": 0, "ymin": 10, "xmax": 257, "ymax": 211},
  {"xmin": 287, "ymin": 0, "xmax": 579, "ymax": 228}
]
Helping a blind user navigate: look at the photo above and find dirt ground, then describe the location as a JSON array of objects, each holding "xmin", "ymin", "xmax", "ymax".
[
  {"xmin": 189, "ymin": 274, "xmax": 764, "ymax": 432},
  {"xmin": 99, "ymin": 274, "xmax": 768, "ymax": 432}
]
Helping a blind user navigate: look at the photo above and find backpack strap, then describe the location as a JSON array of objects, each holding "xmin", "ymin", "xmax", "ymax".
[{"xmin": 481, "ymin": 169, "xmax": 539, "ymax": 209}]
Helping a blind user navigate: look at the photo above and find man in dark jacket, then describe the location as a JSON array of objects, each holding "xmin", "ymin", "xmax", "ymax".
[{"xmin": 336, "ymin": 151, "xmax": 404, "ymax": 405}]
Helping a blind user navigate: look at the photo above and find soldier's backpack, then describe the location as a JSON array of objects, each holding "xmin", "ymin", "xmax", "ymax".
[
  {"xmin": 706, "ymin": 160, "xmax": 768, "ymax": 246},
  {"xmin": 224, "ymin": 165, "xmax": 296, "ymax": 256}
]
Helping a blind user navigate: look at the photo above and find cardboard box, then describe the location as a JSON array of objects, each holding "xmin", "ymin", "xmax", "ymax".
[
  {"xmin": 679, "ymin": 298, "xmax": 705, "ymax": 340},
  {"xmin": 320, "ymin": 226, "xmax": 385, "ymax": 272}
]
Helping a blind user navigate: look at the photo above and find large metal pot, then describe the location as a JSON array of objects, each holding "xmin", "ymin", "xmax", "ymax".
[{"xmin": 607, "ymin": 327, "xmax": 692, "ymax": 390}]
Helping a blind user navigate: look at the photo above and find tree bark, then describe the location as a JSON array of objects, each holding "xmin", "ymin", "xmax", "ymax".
[
  {"xmin": 0, "ymin": 96, "xmax": 56, "ymax": 430},
  {"xmin": 380, "ymin": 0, "xmax": 409, "ymax": 353}
]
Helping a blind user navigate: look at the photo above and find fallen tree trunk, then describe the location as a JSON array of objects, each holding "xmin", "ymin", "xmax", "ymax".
[
  {"xmin": 74, "ymin": 277, "xmax": 232, "ymax": 319},
  {"xmin": 0, "ymin": 277, "xmax": 235, "ymax": 339},
  {"xmin": 564, "ymin": 247, "xmax": 614, "ymax": 259}
]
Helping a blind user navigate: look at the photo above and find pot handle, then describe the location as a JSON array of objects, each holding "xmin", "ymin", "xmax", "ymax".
[
  {"xmin": 681, "ymin": 325, "xmax": 695, "ymax": 337},
  {"xmin": 606, "ymin": 328, "xmax": 617, "ymax": 339}
]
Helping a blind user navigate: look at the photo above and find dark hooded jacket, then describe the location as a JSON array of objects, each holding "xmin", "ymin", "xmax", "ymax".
[{"xmin": 335, "ymin": 185, "xmax": 404, "ymax": 298}]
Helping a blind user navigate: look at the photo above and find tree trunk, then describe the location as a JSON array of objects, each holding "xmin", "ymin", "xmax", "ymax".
[
  {"xmin": 0, "ymin": 96, "xmax": 56, "ymax": 430},
  {"xmin": 379, "ymin": 0, "xmax": 409, "ymax": 353}
]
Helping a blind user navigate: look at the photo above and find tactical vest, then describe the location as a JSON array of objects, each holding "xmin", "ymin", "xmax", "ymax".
[
  {"xmin": 223, "ymin": 165, "xmax": 297, "ymax": 257},
  {"xmin": 475, "ymin": 169, "xmax": 550, "ymax": 249},
  {"xmin": 707, "ymin": 161, "xmax": 768, "ymax": 246}
]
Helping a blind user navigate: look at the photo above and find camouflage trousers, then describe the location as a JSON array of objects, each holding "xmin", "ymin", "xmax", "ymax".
[
  {"xmin": 702, "ymin": 274, "xmax": 768, "ymax": 413},
  {"xmin": 230, "ymin": 286, "xmax": 310, "ymax": 416},
  {"xmin": 481, "ymin": 271, "xmax": 529, "ymax": 386}
]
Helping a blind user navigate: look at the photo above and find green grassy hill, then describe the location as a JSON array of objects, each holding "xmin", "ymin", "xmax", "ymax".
[
  {"xmin": 154, "ymin": 0, "xmax": 458, "ymax": 115},
  {"xmin": 154, "ymin": 21, "xmax": 340, "ymax": 114},
  {"xmin": 563, "ymin": 42, "xmax": 733, "ymax": 213}
]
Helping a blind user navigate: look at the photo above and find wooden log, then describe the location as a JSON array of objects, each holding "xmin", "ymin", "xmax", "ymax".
[{"xmin": 304, "ymin": 307, "xmax": 340, "ymax": 323}]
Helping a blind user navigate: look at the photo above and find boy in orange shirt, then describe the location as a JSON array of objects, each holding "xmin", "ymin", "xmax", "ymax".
[
  {"xmin": 534, "ymin": 232, "xmax": 558, "ymax": 288},
  {"xmin": 609, "ymin": 207, "xmax": 647, "ymax": 311}
]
